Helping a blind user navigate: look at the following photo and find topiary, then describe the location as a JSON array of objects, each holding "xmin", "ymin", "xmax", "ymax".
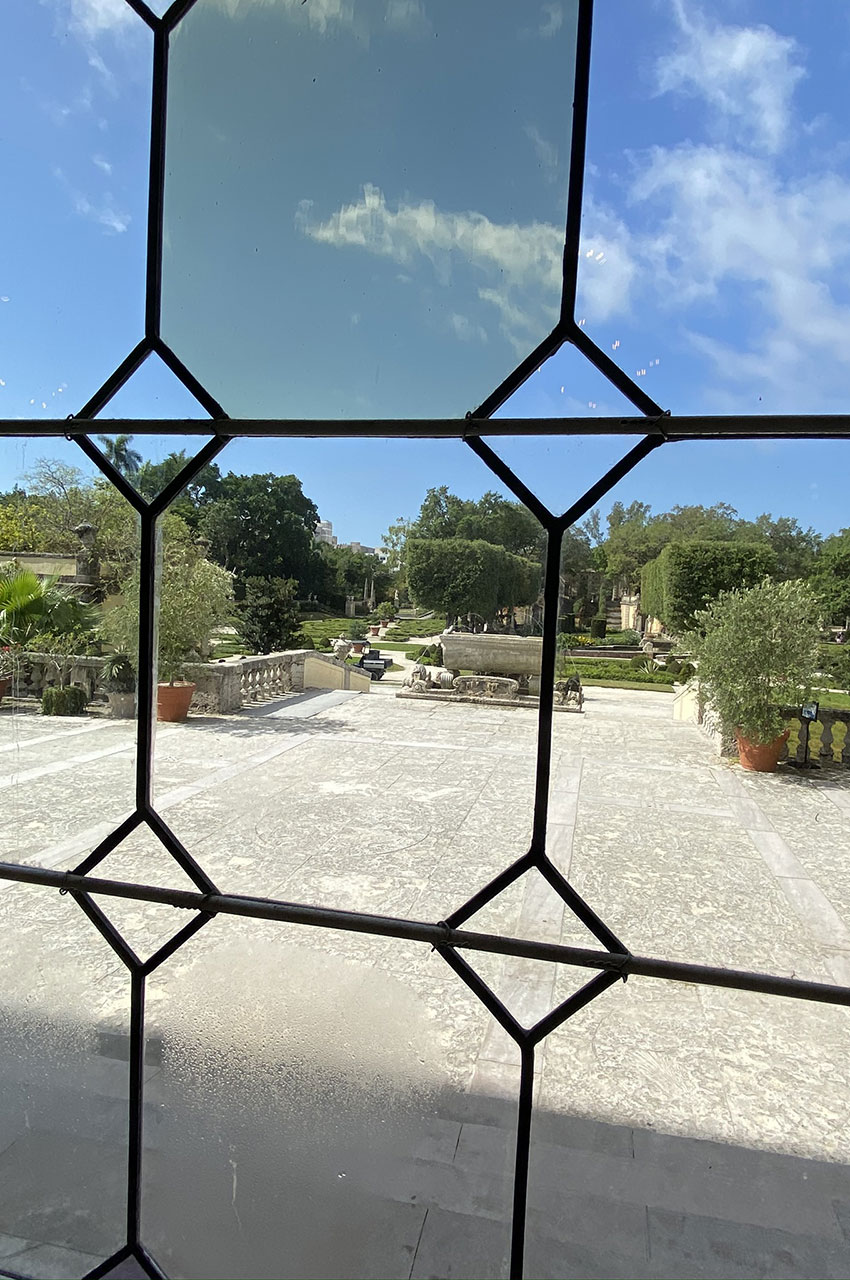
[
  {"xmin": 42, "ymin": 684, "xmax": 88, "ymax": 716},
  {"xmin": 297, "ymin": 633, "xmax": 315, "ymax": 649},
  {"xmin": 590, "ymin": 617, "xmax": 607, "ymax": 640}
]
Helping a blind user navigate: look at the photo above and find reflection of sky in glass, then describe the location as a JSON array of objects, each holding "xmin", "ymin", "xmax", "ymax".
[{"xmin": 162, "ymin": 0, "xmax": 578, "ymax": 418}]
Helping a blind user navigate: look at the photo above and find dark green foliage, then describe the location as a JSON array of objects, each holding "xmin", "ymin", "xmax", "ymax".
[
  {"xmin": 238, "ymin": 577, "xmax": 301, "ymax": 654},
  {"xmin": 559, "ymin": 613, "xmax": 575, "ymax": 634},
  {"xmin": 42, "ymin": 684, "xmax": 88, "ymax": 715},
  {"xmin": 812, "ymin": 530, "xmax": 850, "ymax": 624},
  {"xmin": 590, "ymin": 617, "xmax": 607, "ymax": 640},
  {"xmin": 641, "ymin": 541, "xmax": 777, "ymax": 633},
  {"xmin": 297, "ymin": 633, "xmax": 315, "ymax": 650},
  {"xmin": 818, "ymin": 644, "xmax": 850, "ymax": 692},
  {"xmin": 102, "ymin": 653, "xmax": 135, "ymax": 693},
  {"xmin": 407, "ymin": 538, "xmax": 539, "ymax": 622},
  {"xmin": 630, "ymin": 653, "xmax": 654, "ymax": 669}
]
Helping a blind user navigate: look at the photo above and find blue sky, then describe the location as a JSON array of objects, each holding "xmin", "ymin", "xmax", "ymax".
[{"xmin": 1, "ymin": 0, "xmax": 849, "ymax": 544}]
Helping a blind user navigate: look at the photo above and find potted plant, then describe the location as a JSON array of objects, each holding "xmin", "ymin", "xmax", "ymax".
[
  {"xmin": 101, "ymin": 541, "xmax": 233, "ymax": 726},
  {"xmin": 348, "ymin": 620, "xmax": 368, "ymax": 655},
  {"xmin": 102, "ymin": 652, "xmax": 136, "ymax": 719},
  {"xmin": 156, "ymin": 650, "xmax": 196, "ymax": 723},
  {"xmin": 685, "ymin": 579, "xmax": 821, "ymax": 772}
]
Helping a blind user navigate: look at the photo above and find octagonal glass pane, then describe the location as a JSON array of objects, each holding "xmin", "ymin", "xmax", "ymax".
[{"xmin": 162, "ymin": 0, "xmax": 580, "ymax": 418}]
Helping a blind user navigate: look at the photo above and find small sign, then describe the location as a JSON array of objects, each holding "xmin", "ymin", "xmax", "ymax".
[{"xmin": 801, "ymin": 701, "xmax": 819, "ymax": 722}]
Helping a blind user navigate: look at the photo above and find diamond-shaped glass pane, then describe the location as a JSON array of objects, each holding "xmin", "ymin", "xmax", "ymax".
[{"xmin": 162, "ymin": 0, "xmax": 580, "ymax": 417}]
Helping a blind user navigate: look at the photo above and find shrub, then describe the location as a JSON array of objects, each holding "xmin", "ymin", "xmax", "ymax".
[
  {"xmin": 296, "ymin": 633, "xmax": 315, "ymax": 650},
  {"xmin": 590, "ymin": 617, "xmax": 607, "ymax": 640},
  {"xmin": 685, "ymin": 578, "xmax": 821, "ymax": 745},
  {"xmin": 348, "ymin": 620, "xmax": 368, "ymax": 641},
  {"xmin": 238, "ymin": 576, "xmax": 301, "ymax": 654},
  {"xmin": 42, "ymin": 684, "xmax": 88, "ymax": 716},
  {"xmin": 559, "ymin": 613, "xmax": 575, "ymax": 634},
  {"xmin": 376, "ymin": 601, "xmax": 395, "ymax": 621},
  {"xmin": 630, "ymin": 653, "xmax": 655, "ymax": 671}
]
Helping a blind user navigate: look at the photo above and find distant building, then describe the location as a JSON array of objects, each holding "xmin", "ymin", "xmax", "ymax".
[{"xmin": 314, "ymin": 520, "xmax": 337, "ymax": 547}]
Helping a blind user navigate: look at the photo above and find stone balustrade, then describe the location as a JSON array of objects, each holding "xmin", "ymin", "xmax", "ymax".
[
  {"xmin": 674, "ymin": 680, "xmax": 850, "ymax": 767},
  {"xmin": 12, "ymin": 649, "xmax": 367, "ymax": 715},
  {"xmin": 783, "ymin": 707, "xmax": 850, "ymax": 767}
]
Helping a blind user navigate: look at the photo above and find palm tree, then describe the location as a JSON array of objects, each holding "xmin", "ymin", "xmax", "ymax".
[
  {"xmin": 0, "ymin": 566, "xmax": 97, "ymax": 649},
  {"xmin": 97, "ymin": 433, "xmax": 142, "ymax": 477}
]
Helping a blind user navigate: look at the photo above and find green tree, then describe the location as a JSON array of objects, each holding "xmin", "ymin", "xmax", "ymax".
[
  {"xmin": 238, "ymin": 577, "xmax": 301, "ymax": 653},
  {"xmin": 812, "ymin": 529, "xmax": 850, "ymax": 624},
  {"xmin": 198, "ymin": 472, "xmax": 320, "ymax": 593},
  {"xmin": 135, "ymin": 451, "xmax": 223, "ymax": 527},
  {"xmin": 97, "ymin": 434, "xmax": 142, "ymax": 477},
  {"xmin": 102, "ymin": 542, "xmax": 234, "ymax": 679}
]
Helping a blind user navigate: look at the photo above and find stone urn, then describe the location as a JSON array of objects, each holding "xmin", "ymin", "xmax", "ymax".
[
  {"xmin": 107, "ymin": 691, "xmax": 136, "ymax": 719},
  {"xmin": 157, "ymin": 682, "xmax": 196, "ymax": 723}
]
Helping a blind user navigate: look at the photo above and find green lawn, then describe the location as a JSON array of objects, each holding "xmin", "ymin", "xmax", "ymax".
[{"xmin": 814, "ymin": 690, "xmax": 850, "ymax": 710}]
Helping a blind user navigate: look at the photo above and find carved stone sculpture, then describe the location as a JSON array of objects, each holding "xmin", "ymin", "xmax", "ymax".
[
  {"xmin": 554, "ymin": 677, "xmax": 583, "ymax": 709},
  {"xmin": 452, "ymin": 675, "xmax": 519, "ymax": 700}
]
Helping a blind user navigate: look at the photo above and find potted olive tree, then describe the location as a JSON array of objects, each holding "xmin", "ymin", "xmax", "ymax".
[
  {"xmin": 348, "ymin": 619, "xmax": 368, "ymax": 656},
  {"xmin": 685, "ymin": 579, "xmax": 821, "ymax": 772},
  {"xmin": 102, "ymin": 541, "xmax": 233, "ymax": 724}
]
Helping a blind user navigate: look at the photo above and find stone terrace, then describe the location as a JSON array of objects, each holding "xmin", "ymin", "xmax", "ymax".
[{"xmin": 0, "ymin": 686, "xmax": 849, "ymax": 1278}]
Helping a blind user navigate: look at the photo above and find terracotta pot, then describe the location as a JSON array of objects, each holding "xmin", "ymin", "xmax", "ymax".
[
  {"xmin": 735, "ymin": 728, "xmax": 790, "ymax": 773},
  {"xmin": 368, "ymin": 625, "xmax": 380, "ymax": 636},
  {"xmin": 350, "ymin": 641, "xmax": 366, "ymax": 655},
  {"xmin": 157, "ymin": 681, "xmax": 196, "ymax": 723}
]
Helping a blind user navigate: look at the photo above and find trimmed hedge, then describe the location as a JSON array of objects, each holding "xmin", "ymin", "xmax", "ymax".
[
  {"xmin": 42, "ymin": 685, "xmax": 88, "ymax": 715},
  {"xmin": 641, "ymin": 540, "xmax": 776, "ymax": 633},
  {"xmin": 559, "ymin": 657, "xmax": 677, "ymax": 686}
]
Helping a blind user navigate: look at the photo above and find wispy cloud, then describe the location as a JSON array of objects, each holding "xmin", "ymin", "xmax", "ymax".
[
  {"xmin": 573, "ymin": 3, "xmax": 850, "ymax": 408},
  {"xmin": 656, "ymin": 0, "xmax": 806, "ymax": 154},
  {"xmin": 524, "ymin": 125, "xmax": 558, "ymax": 182},
  {"xmin": 92, "ymin": 154, "xmax": 112, "ymax": 175},
  {"xmin": 63, "ymin": 0, "xmax": 137, "ymax": 39},
  {"xmin": 297, "ymin": 183, "xmax": 562, "ymax": 350},
  {"xmin": 53, "ymin": 166, "xmax": 130, "ymax": 234},
  {"xmin": 538, "ymin": 3, "xmax": 562, "ymax": 39}
]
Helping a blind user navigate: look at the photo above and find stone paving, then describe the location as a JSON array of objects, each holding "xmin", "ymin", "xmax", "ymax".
[{"xmin": 0, "ymin": 686, "xmax": 850, "ymax": 1278}]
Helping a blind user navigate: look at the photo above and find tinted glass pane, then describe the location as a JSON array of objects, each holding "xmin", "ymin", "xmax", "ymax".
[{"xmin": 162, "ymin": 0, "xmax": 579, "ymax": 417}]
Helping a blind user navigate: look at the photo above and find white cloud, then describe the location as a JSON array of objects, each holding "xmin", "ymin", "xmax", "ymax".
[
  {"xmin": 63, "ymin": 0, "xmax": 137, "ymax": 39},
  {"xmin": 538, "ymin": 3, "xmax": 562, "ymax": 39},
  {"xmin": 524, "ymin": 125, "xmax": 558, "ymax": 182},
  {"xmin": 599, "ymin": 141, "xmax": 850, "ymax": 405},
  {"xmin": 53, "ymin": 166, "xmax": 130, "ymax": 234},
  {"xmin": 385, "ymin": 0, "xmax": 430, "ymax": 36},
  {"xmin": 656, "ymin": 0, "xmax": 806, "ymax": 154},
  {"xmin": 210, "ymin": 0, "xmax": 357, "ymax": 33},
  {"xmin": 449, "ymin": 313, "xmax": 487, "ymax": 344},
  {"xmin": 92, "ymin": 154, "xmax": 112, "ymax": 174},
  {"xmin": 297, "ymin": 183, "xmax": 562, "ymax": 349}
]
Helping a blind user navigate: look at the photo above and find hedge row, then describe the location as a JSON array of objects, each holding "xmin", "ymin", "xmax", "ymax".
[{"xmin": 641, "ymin": 540, "xmax": 776, "ymax": 633}]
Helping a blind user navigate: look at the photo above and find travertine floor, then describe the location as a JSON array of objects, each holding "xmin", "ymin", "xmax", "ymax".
[{"xmin": 0, "ymin": 687, "xmax": 849, "ymax": 1278}]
